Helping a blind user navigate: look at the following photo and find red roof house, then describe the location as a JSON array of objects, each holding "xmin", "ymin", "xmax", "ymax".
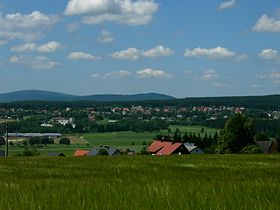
[
  {"xmin": 148, "ymin": 140, "xmax": 189, "ymax": 155},
  {"xmin": 73, "ymin": 150, "xmax": 89, "ymax": 157}
]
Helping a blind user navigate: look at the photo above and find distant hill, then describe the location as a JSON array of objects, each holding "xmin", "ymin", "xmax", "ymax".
[{"xmin": 0, "ymin": 90, "xmax": 175, "ymax": 102}]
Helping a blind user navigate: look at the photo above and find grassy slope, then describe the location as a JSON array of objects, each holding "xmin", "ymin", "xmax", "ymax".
[{"xmin": 0, "ymin": 155, "xmax": 279, "ymax": 210}]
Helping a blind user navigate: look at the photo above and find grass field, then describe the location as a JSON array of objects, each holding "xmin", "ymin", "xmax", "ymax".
[{"xmin": 0, "ymin": 155, "xmax": 279, "ymax": 210}]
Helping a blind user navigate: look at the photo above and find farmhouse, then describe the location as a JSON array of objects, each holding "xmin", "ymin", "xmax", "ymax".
[
  {"xmin": 48, "ymin": 152, "xmax": 65, "ymax": 157},
  {"xmin": 148, "ymin": 140, "xmax": 189, "ymax": 155},
  {"xmin": 184, "ymin": 143, "xmax": 205, "ymax": 154},
  {"xmin": 148, "ymin": 140, "xmax": 205, "ymax": 155},
  {"xmin": 256, "ymin": 141, "xmax": 278, "ymax": 154},
  {"xmin": 86, "ymin": 146, "xmax": 121, "ymax": 156},
  {"xmin": 73, "ymin": 150, "xmax": 89, "ymax": 157}
]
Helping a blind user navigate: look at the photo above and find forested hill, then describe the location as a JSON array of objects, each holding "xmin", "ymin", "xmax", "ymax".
[
  {"xmin": 174, "ymin": 95, "xmax": 280, "ymax": 110},
  {"xmin": 1, "ymin": 94, "xmax": 280, "ymax": 110},
  {"xmin": 0, "ymin": 90, "xmax": 174, "ymax": 102}
]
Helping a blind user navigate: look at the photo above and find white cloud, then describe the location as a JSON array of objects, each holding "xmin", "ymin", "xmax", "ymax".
[
  {"xmin": 112, "ymin": 48, "xmax": 143, "ymax": 60},
  {"xmin": 136, "ymin": 68, "xmax": 172, "ymax": 78},
  {"xmin": 68, "ymin": 51, "xmax": 100, "ymax": 61},
  {"xmin": 92, "ymin": 70, "xmax": 131, "ymax": 79},
  {"xmin": 202, "ymin": 69, "xmax": 218, "ymax": 80},
  {"xmin": 212, "ymin": 82, "xmax": 228, "ymax": 87},
  {"xmin": 112, "ymin": 45, "xmax": 174, "ymax": 60},
  {"xmin": 259, "ymin": 49, "xmax": 280, "ymax": 62},
  {"xmin": 97, "ymin": 30, "xmax": 115, "ymax": 43},
  {"xmin": 256, "ymin": 70, "xmax": 280, "ymax": 82},
  {"xmin": 67, "ymin": 21, "xmax": 80, "ymax": 32},
  {"xmin": 9, "ymin": 55, "xmax": 60, "ymax": 70},
  {"xmin": 184, "ymin": 47, "xmax": 236, "ymax": 59},
  {"xmin": 253, "ymin": 14, "xmax": 280, "ymax": 32},
  {"xmin": 219, "ymin": 0, "xmax": 236, "ymax": 10},
  {"xmin": 142, "ymin": 45, "xmax": 174, "ymax": 58},
  {"xmin": 11, "ymin": 41, "xmax": 63, "ymax": 53},
  {"xmin": 0, "ymin": 11, "xmax": 58, "ymax": 42},
  {"xmin": 65, "ymin": 0, "xmax": 158, "ymax": 26}
]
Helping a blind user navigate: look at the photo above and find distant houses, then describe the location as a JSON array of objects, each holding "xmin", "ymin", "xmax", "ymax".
[
  {"xmin": 73, "ymin": 150, "xmax": 89, "ymax": 157},
  {"xmin": 73, "ymin": 146, "xmax": 121, "ymax": 157},
  {"xmin": 87, "ymin": 146, "xmax": 121, "ymax": 156},
  {"xmin": 148, "ymin": 140, "xmax": 204, "ymax": 155},
  {"xmin": 8, "ymin": 133, "xmax": 62, "ymax": 139}
]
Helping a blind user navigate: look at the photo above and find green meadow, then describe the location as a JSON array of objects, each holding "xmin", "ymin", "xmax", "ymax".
[{"xmin": 0, "ymin": 155, "xmax": 279, "ymax": 210}]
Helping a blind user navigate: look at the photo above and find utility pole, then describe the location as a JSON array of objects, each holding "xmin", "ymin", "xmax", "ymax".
[{"xmin": 5, "ymin": 124, "xmax": 8, "ymax": 157}]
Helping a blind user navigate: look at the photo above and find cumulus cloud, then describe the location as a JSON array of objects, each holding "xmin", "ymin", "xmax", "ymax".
[
  {"xmin": 259, "ymin": 49, "xmax": 280, "ymax": 62},
  {"xmin": 0, "ymin": 11, "xmax": 58, "ymax": 42},
  {"xmin": 136, "ymin": 68, "xmax": 172, "ymax": 78},
  {"xmin": 202, "ymin": 69, "xmax": 218, "ymax": 80},
  {"xmin": 142, "ymin": 45, "xmax": 174, "ymax": 58},
  {"xmin": 256, "ymin": 70, "xmax": 280, "ymax": 83},
  {"xmin": 112, "ymin": 48, "xmax": 142, "ymax": 60},
  {"xmin": 68, "ymin": 51, "xmax": 100, "ymax": 61},
  {"xmin": 219, "ymin": 0, "xmax": 236, "ymax": 10},
  {"xmin": 65, "ymin": 0, "xmax": 158, "ymax": 26},
  {"xmin": 184, "ymin": 47, "xmax": 236, "ymax": 59},
  {"xmin": 11, "ymin": 41, "xmax": 63, "ymax": 53},
  {"xmin": 97, "ymin": 30, "xmax": 115, "ymax": 43},
  {"xmin": 92, "ymin": 70, "xmax": 131, "ymax": 79},
  {"xmin": 253, "ymin": 14, "xmax": 280, "ymax": 32},
  {"xmin": 112, "ymin": 45, "xmax": 174, "ymax": 60},
  {"xmin": 9, "ymin": 55, "xmax": 60, "ymax": 70}
]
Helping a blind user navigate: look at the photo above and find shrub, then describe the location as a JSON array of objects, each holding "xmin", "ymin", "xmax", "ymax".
[
  {"xmin": 59, "ymin": 138, "xmax": 70, "ymax": 145},
  {"xmin": 97, "ymin": 149, "xmax": 108, "ymax": 156},
  {"xmin": 241, "ymin": 144, "xmax": 263, "ymax": 154}
]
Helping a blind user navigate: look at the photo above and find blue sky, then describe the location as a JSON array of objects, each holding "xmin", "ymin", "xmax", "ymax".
[{"xmin": 0, "ymin": 0, "xmax": 280, "ymax": 98}]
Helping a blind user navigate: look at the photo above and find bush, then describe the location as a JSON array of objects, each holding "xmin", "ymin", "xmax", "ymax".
[
  {"xmin": 241, "ymin": 144, "xmax": 263, "ymax": 154},
  {"xmin": 139, "ymin": 147, "xmax": 150, "ymax": 155},
  {"xmin": 97, "ymin": 149, "xmax": 108, "ymax": 156},
  {"xmin": 59, "ymin": 138, "xmax": 70, "ymax": 145},
  {"xmin": 18, "ymin": 145, "xmax": 40, "ymax": 156}
]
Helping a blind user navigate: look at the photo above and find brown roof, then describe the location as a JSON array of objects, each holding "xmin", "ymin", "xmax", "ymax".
[
  {"xmin": 148, "ymin": 140, "xmax": 188, "ymax": 155},
  {"xmin": 148, "ymin": 140, "xmax": 166, "ymax": 153},
  {"xmin": 73, "ymin": 150, "xmax": 89, "ymax": 157},
  {"xmin": 156, "ymin": 142, "xmax": 183, "ymax": 155}
]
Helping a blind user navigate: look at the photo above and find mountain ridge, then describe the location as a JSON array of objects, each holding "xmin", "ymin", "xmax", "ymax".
[{"xmin": 0, "ymin": 90, "xmax": 175, "ymax": 102}]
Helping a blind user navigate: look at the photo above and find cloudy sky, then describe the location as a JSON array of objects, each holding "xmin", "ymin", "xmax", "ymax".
[{"xmin": 0, "ymin": 0, "xmax": 280, "ymax": 98}]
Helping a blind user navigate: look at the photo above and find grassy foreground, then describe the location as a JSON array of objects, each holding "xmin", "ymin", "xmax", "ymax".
[{"xmin": 0, "ymin": 155, "xmax": 279, "ymax": 210}]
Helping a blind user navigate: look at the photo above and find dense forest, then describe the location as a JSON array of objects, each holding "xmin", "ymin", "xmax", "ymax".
[{"xmin": 1, "ymin": 94, "xmax": 280, "ymax": 110}]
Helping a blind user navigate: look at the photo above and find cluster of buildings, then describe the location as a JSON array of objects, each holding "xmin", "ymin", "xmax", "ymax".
[{"xmin": 148, "ymin": 140, "xmax": 204, "ymax": 155}]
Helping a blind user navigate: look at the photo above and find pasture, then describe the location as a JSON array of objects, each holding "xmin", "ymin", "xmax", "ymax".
[{"xmin": 0, "ymin": 155, "xmax": 279, "ymax": 210}]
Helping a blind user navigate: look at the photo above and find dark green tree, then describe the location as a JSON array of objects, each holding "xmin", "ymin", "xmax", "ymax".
[
  {"xmin": 97, "ymin": 148, "xmax": 109, "ymax": 156},
  {"xmin": 254, "ymin": 132, "xmax": 270, "ymax": 142},
  {"xmin": 173, "ymin": 128, "xmax": 182, "ymax": 142},
  {"xmin": 59, "ymin": 137, "xmax": 70, "ymax": 145},
  {"xmin": 217, "ymin": 114, "xmax": 255, "ymax": 153}
]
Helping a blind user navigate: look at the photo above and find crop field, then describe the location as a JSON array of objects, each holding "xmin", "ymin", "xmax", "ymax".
[{"xmin": 0, "ymin": 155, "xmax": 279, "ymax": 210}]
